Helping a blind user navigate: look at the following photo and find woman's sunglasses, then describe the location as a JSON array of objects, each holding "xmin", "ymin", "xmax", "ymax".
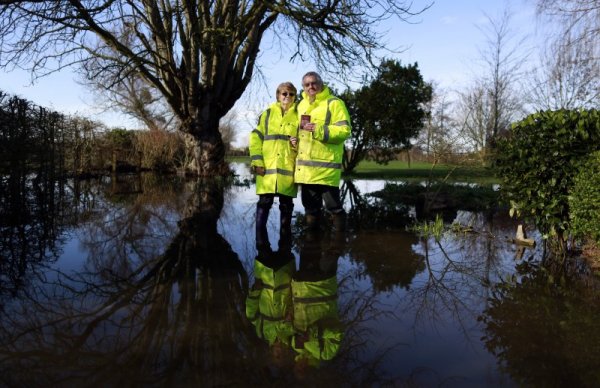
[{"xmin": 280, "ymin": 92, "xmax": 295, "ymax": 97}]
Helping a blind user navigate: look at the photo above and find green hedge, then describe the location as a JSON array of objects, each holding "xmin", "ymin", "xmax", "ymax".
[
  {"xmin": 494, "ymin": 109, "xmax": 600, "ymax": 238},
  {"xmin": 569, "ymin": 151, "xmax": 600, "ymax": 243}
]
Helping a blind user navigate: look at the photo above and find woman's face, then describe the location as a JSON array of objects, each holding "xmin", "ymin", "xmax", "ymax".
[{"xmin": 278, "ymin": 89, "xmax": 296, "ymax": 106}]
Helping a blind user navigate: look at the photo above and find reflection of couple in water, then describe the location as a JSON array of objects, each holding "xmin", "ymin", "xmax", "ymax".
[{"xmin": 246, "ymin": 227, "xmax": 344, "ymax": 374}]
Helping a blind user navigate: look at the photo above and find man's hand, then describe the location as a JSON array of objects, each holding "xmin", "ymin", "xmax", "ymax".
[{"xmin": 301, "ymin": 122, "xmax": 315, "ymax": 132}]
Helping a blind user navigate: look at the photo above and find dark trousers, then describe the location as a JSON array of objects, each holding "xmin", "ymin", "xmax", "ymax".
[
  {"xmin": 257, "ymin": 193, "xmax": 294, "ymax": 212},
  {"xmin": 300, "ymin": 184, "xmax": 343, "ymax": 216},
  {"xmin": 256, "ymin": 194, "xmax": 294, "ymax": 250}
]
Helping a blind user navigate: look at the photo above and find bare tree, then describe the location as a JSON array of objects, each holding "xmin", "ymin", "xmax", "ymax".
[
  {"xmin": 416, "ymin": 84, "xmax": 458, "ymax": 162},
  {"xmin": 0, "ymin": 1, "xmax": 429, "ymax": 176},
  {"xmin": 79, "ymin": 22, "xmax": 178, "ymax": 132},
  {"xmin": 455, "ymin": 8, "xmax": 527, "ymax": 157},
  {"xmin": 528, "ymin": 0, "xmax": 600, "ymax": 109},
  {"xmin": 86, "ymin": 68, "xmax": 178, "ymax": 132},
  {"xmin": 456, "ymin": 82, "xmax": 490, "ymax": 154},
  {"xmin": 534, "ymin": 0, "xmax": 600, "ymax": 48},
  {"xmin": 527, "ymin": 31, "xmax": 599, "ymax": 110}
]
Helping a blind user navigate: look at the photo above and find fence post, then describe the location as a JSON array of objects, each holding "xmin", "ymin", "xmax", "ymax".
[{"xmin": 112, "ymin": 148, "xmax": 117, "ymax": 173}]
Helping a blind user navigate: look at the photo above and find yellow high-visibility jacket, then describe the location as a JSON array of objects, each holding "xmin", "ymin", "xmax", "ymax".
[
  {"xmin": 249, "ymin": 102, "xmax": 299, "ymax": 197},
  {"xmin": 295, "ymin": 86, "xmax": 351, "ymax": 187},
  {"xmin": 291, "ymin": 275, "xmax": 343, "ymax": 362},
  {"xmin": 246, "ymin": 259, "xmax": 295, "ymax": 346}
]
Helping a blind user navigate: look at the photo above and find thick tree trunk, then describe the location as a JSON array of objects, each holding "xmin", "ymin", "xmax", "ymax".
[{"xmin": 181, "ymin": 123, "xmax": 231, "ymax": 177}]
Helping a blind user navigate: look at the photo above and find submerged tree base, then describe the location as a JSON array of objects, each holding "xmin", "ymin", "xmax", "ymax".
[{"xmin": 182, "ymin": 132, "xmax": 232, "ymax": 177}]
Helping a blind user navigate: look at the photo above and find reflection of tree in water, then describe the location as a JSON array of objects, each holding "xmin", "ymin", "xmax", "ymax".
[
  {"xmin": 480, "ymin": 259, "xmax": 600, "ymax": 386},
  {"xmin": 0, "ymin": 162, "xmax": 70, "ymax": 298},
  {"xmin": 395, "ymin": 203, "xmax": 530, "ymax": 339},
  {"xmin": 78, "ymin": 173, "xmax": 189, "ymax": 277},
  {"xmin": 451, "ymin": 210, "xmax": 524, "ymax": 263},
  {"xmin": 0, "ymin": 164, "xmax": 162, "ymax": 299},
  {"xmin": 0, "ymin": 179, "xmax": 261, "ymax": 386},
  {"xmin": 341, "ymin": 180, "xmax": 413, "ymax": 230},
  {"xmin": 345, "ymin": 178, "xmax": 542, "ymax": 384},
  {"xmin": 349, "ymin": 231, "xmax": 425, "ymax": 292},
  {"xmin": 340, "ymin": 180, "xmax": 425, "ymax": 292},
  {"xmin": 407, "ymin": 239, "xmax": 487, "ymax": 337}
]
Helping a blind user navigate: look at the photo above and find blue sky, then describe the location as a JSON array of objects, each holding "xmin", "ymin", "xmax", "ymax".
[{"xmin": 0, "ymin": 0, "xmax": 543, "ymax": 144}]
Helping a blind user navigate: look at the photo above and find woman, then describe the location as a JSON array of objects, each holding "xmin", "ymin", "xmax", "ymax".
[{"xmin": 249, "ymin": 82, "xmax": 299, "ymax": 250}]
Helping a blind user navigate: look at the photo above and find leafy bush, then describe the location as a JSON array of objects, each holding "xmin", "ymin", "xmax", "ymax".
[
  {"xmin": 569, "ymin": 151, "xmax": 600, "ymax": 243},
  {"xmin": 493, "ymin": 109, "xmax": 600, "ymax": 238}
]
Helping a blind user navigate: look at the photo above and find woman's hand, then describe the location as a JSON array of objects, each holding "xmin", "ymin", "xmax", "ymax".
[{"xmin": 252, "ymin": 166, "xmax": 265, "ymax": 176}]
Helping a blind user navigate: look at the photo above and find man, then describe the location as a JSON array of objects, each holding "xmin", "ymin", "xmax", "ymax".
[
  {"xmin": 291, "ymin": 228, "xmax": 343, "ymax": 370},
  {"xmin": 295, "ymin": 71, "xmax": 351, "ymax": 230}
]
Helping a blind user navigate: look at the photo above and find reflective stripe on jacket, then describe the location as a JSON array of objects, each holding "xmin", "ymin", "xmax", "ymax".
[
  {"xmin": 249, "ymin": 101, "xmax": 299, "ymax": 197},
  {"xmin": 291, "ymin": 276, "xmax": 338, "ymax": 332},
  {"xmin": 295, "ymin": 86, "xmax": 351, "ymax": 187}
]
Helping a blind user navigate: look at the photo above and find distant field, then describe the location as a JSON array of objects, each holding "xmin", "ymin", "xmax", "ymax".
[
  {"xmin": 226, "ymin": 156, "xmax": 497, "ymax": 183},
  {"xmin": 227, "ymin": 156, "xmax": 250, "ymax": 163},
  {"xmin": 346, "ymin": 160, "xmax": 497, "ymax": 183}
]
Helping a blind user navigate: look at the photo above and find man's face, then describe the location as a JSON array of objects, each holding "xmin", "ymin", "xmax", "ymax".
[{"xmin": 303, "ymin": 76, "xmax": 322, "ymax": 99}]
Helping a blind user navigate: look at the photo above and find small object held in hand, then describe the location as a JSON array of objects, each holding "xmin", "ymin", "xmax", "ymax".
[{"xmin": 300, "ymin": 114, "xmax": 311, "ymax": 129}]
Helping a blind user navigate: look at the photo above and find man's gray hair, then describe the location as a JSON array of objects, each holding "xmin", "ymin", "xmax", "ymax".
[{"xmin": 302, "ymin": 71, "xmax": 323, "ymax": 86}]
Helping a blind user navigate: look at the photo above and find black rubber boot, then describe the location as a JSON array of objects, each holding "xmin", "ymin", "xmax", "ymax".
[
  {"xmin": 279, "ymin": 203, "xmax": 294, "ymax": 249},
  {"xmin": 331, "ymin": 211, "xmax": 346, "ymax": 232},
  {"xmin": 305, "ymin": 211, "xmax": 321, "ymax": 230},
  {"xmin": 256, "ymin": 205, "xmax": 270, "ymax": 251}
]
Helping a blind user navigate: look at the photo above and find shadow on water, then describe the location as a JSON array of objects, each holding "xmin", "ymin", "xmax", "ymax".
[{"xmin": 1, "ymin": 164, "xmax": 600, "ymax": 386}]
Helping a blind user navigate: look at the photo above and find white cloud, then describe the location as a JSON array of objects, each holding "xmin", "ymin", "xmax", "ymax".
[{"xmin": 440, "ymin": 16, "xmax": 457, "ymax": 25}]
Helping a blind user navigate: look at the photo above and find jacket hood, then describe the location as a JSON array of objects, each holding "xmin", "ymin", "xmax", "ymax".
[
  {"xmin": 300, "ymin": 85, "xmax": 332, "ymax": 103},
  {"xmin": 270, "ymin": 100, "xmax": 298, "ymax": 112}
]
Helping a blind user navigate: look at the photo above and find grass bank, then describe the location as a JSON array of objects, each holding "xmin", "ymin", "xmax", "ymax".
[
  {"xmin": 346, "ymin": 160, "xmax": 497, "ymax": 183},
  {"xmin": 227, "ymin": 157, "xmax": 498, "ymax": 183},
  {"xmin": 227, "ymin": 155, "xmax": 250, "ymax": 164}
]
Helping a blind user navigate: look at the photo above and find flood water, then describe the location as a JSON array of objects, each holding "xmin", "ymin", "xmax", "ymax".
[{"xmin": 1, "ymin": 163, "xmax": 600, "ymax": 387}]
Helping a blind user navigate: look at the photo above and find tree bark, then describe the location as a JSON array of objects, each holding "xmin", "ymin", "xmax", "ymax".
[{"xmin": 181, "ymin": 121, "xmax": 230, "ymax": 177}]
